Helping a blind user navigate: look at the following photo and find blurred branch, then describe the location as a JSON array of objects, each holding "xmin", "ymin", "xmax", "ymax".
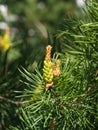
[
  {"xmin": 0, "ymin": 96, "xmax": 25, "ymax": 105},
  {"xmin": 33, "ymin": 20, "xmax": 48, "ymax": 39}
]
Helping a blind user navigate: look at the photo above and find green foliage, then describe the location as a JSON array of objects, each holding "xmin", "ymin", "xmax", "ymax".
[
  {"xmin": 1, "ymin": 0, "xmax": 73, "ymax": 128},
  {"xmin": 0, "ymin": 0, "xmax": 98, "ymax": 130},
  {"xmin": 0, "ymin": 31, "xmax": 45, "ymax": 129},
  {"xmin": 8, "ymin": 1, "xmax": 98, "ymax": 130}
]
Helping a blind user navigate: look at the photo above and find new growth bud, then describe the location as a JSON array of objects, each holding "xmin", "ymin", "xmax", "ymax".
[
  {"xmin": 43, "ymin": 46, "xmax": 53, "ymax": 84},
  {"xmin": 45, "ymin": 45, "xmax": 52, "ymax": 61},
  {"xmin": 0, "ymin": 28, "xmax": 12, "ymax": 51},
  {"xmin": 53, "ymin": 60, "xmax": 61, "ymax": 76},
  {"xmin": 43, "ymin": 45, "xmax": 61, "ymax": 89}
]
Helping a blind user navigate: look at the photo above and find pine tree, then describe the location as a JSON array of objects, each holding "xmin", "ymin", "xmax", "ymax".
[
  {"xmin": 0, "ymin": 1, "xmax": 77, "ymax": 129},
  {"xmin": 9, "ymin": 1, "xmax": 98, "ymax": 130}
]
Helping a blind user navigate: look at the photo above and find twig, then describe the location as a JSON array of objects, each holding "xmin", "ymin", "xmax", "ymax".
[
  {"xmin": 33, "ymin": 20, "xmax": 48, "ymax": 39},
  {"xmin": 0, "ymin": 96, "xmax": 25, "ymax": 105}
]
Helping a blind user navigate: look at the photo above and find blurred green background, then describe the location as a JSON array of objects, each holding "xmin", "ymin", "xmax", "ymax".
[
  {"xmin": 0, "ymin": 0, "xmax": 84, "ymax": 65},
  {"xmin": 0, "ymin": 0, "xmax": 83, "ymax": 72}
]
